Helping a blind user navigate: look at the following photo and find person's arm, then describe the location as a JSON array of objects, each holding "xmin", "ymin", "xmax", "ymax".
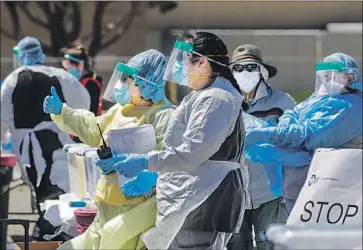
[
  {"xmin": 276, "ymin": 100, "xmax": 300, "ymax": 128},
  {"xmin": 270, "ymin": 97, "xmax": 362, "ymax": 150},
  {"xmin": 51, "ymin": 104, "xmax": 118, "ymax": 147},
  {"xmin": 84, "ymin": 81, "xmax": 101, "ymax": 116},
  {"xmin": 148, "ymin": 93, "xmax": 242, "ymax": 172},
  {"xmin": 145, "ymin": 102, "xmax": 175, "ymax": 150}
]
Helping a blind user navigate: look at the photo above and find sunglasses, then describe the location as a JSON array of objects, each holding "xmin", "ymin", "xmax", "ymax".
[{"xmin": 232, "ymin": 63, "xmax": 259, "ymax": 73}]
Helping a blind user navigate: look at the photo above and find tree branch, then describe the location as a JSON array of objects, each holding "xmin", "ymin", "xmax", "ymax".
[
  {"xmin": 99, "ymin": 2, "xmax": 143, "ymax": 50},
  {"xmin": 67, "ymin": 2, "xmax": 81, "ymax": 41},
  {"xmin": 88, "ymin": 1, "xmax": 110, "ymax": 56},
  {"xmin": 37, "ymin": 2, "xmax": 70, "ymax": 55},
  {"xmin": 100, "ymin": 32, "xmax": 122, "ymax": 50},
  {"xmin": 79, "ymin": 2, "xmax": 111, "ymax": 43},
  {"xmin": 19, "ymin": 2, "xmax": 49, "ymax": 29},
  {"xmin": 99, "ymin": 4, "xmax": 139, "ymax": 50},
  {"xmin": 35, "ymin": 2, "xmax": 53, "ymax": 25},
  {"xmin": 39, "ymin": 42, "xmax": 52, "ymax": 54},
  {"xmin": 0, "ymin": 28, "xmax": 16, "ymax": 40},
  {"xmin": 4, "ymin": 2, "xmax": 22, "ymax": 40}
]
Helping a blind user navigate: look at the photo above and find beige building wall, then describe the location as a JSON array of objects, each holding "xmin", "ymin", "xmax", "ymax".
[
  {"xmin": 1, "ymin": 1, "xmax": 362, "ymax": 101},
  {"xmin": 1, "ymin": 1, "xmax": 362, "ymax": 57},
  {"xmin": 146, "ymin": 2, "xmax": 362, "ymax": 29}
]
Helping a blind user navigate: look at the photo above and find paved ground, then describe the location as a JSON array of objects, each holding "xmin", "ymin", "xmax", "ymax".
[{"xmin": 5, "ymin": 165, "xmax": 38, "ymax": 243}]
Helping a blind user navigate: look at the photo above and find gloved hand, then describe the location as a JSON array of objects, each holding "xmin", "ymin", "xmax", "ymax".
[
  {"xmin": 94, "ymin": 153, "xmax": 127, "ymax": 175},
  {"xmin": 43, "ymin": 86, "xmax": 63, "ymax": 115},
  {"xmin": 121, "ymin": 170, "xmax": 158, "ymax": 197},
  {"xmin": 245, "ymin": 127, "xmax": 277, "ymax": 149},
  {"xmin": 114, "ymin": 153, "xmax": 149, "ymax": 178},
  {"xmin": 244, "ymin": 143, "xmax": 312, "ymax": 166}
]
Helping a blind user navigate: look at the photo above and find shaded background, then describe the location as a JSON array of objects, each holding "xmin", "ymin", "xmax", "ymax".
[
  {"xmin": 1, "ymin": 1, "xmax": 362, "ymax": 104},
  {"xmin": 0, "ymin": 1, "xmax": 362, "ymax": 243}
]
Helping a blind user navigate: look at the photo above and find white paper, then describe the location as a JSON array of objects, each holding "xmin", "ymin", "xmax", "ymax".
[{"xmin": 107, "ymin": 124, "xmax": 157, "ymax": 155}]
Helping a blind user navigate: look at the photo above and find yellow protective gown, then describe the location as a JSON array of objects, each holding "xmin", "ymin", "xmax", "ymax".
[{"xmin": 51, "ymin": 100, "xmax": 174, "ymax": 250}]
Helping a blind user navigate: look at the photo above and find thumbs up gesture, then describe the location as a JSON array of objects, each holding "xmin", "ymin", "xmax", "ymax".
[{"xmin": 43, "ymin": 86, "xmax": 63, "ymax": 115}]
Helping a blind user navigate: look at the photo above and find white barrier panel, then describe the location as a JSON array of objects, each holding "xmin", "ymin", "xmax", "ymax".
[
  {"xmin": 287, "ymin": 148, "xmax": 362, "ymax": 227},
  {"xmin": 63, "ymin": 144, "xmax": 90, "ymax": 198},
  {"xmin": 84, "ymin": 149, "xmax": 100, "ymax": 198},
  {"xmin": 266, "ymin": 224, "xmax": 362, "ymax": 249}
]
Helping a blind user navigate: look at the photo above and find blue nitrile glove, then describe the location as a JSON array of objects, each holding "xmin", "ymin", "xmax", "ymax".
[
  {"xmin": 244, "ymin": 127, "xmax": 277, "ymax": 149},
  {"xmin": 43, "ymin": 86, "xmax": 63, "ymax": 115},
  {"xmin": 121, "ymin": 170, "xmax": 158, "ymax": 197},
  {"xmin": 262, "ymin": 164, "xmax": 283, "ymax": 197},
  {"xmin": 115, "ymin": 153, "xmax": 149, "ymax": 178},
  {"xmin": 94, "ymin": 153, "xmax": 127, "ymax": 175},
  {"xmin": 244, "ymin": 143, "xmax": 312, "ymax": 167}
]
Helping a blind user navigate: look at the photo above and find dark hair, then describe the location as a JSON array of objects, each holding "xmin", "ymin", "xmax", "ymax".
[
  {"xmin": 175, "ymin": 30, "xmax": 241, "ymax": 94},
  {"xmin": 61, "ymin": 44, "xmax": 91, "ymax": 70}
]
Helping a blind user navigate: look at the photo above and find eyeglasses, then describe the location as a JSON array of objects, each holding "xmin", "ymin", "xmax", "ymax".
[{"xmin": 232, "ymin": 63, "xmax": 259, "ymax": 73}]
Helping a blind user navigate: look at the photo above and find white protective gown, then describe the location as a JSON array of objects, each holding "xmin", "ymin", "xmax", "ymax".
[
  {"xmin": 1, "ymin": 65, "xmax": 90, "ymax": 191},
  {"xmin": 142, "ymin": 77, "xmax": 244, "ymax": 249}
]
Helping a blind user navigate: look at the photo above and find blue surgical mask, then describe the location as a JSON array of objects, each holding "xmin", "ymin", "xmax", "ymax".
[
  {"xmin": 112, "ymin": 81, "xmax": 131, "ymax": 105},
  {"xmin": 172, "ymin": 61, "xmax": 188, "ymax": 86},
  {"xmin": 67, "ymin": 67, "xmax": 81, "ymax": 80}
]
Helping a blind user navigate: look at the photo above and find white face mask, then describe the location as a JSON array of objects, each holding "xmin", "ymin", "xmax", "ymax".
[
  {"xmin": 233, "ymin": 72, "xmax": 261, "ymax": 93},
  {"xmin": 321, "ymin": 80, "xmax": 345, "ymax": 95}
]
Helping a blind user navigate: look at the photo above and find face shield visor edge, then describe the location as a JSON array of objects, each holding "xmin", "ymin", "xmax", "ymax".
[{"xmin": 315, "ymin": 62, "xmax": 347, "ymax": 97}]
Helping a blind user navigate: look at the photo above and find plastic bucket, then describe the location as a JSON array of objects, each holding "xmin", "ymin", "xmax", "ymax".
[
  {"xmin": 73, "ymin": 209, "xmax": 97, "ymax": 235},
  {"xmin": 0, "ymin": 153, "xmax": 17, "ymax": 240}
]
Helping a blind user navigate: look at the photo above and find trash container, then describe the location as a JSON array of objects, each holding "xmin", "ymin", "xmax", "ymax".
[{"xmin": 0, "ymin": 153, "xmax": 17, "ymax": 241}]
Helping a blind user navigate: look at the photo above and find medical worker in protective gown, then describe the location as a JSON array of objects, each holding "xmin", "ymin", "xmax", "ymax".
[
  {"xmin": 96, "ymin": 31, "xmax": 246, "ymax": 250},
  {"xmin": 1, "ymin": 37, "xmax": 90, "ymax": 240},
  {"xmin": 244, "ymin": 53, "xmax": 362, "ymax": 213},
  {"xmin": 43, "ymin": 49, "xmax": 174, "ymax": 249}
]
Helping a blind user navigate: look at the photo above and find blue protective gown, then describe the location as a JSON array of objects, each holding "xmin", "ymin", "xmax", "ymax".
[
  {"xmin": 270, "ymin": 93, "xmax": 362, "ymax": 151},
  {"xmin": 246, "ymin": 92, "xmax": 362, "ymax": 209}
]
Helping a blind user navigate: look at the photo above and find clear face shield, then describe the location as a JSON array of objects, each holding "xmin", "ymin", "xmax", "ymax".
[
  {"xmin": 103, "ymin": 62, "xmax": 161, "ymax": 104},
  {"xmin": 13, "ymin": 46, "xmax": 20, "ymax": 70},
  {"xmin": 315, "ymin": 62, "xmax": 348, "ymax": 97},
  {"xmin": 13, "ymin": 45, "xmax": 45, "ymax": 67},
  {"xmin": 163, "ymin": 40, "xmax": 194, "ymax": 86},
  {"xmin": 103, "ymin": 62, "xmax": 139, "ymax": 103},
  {"xmin": 163, "ymin": 40, "xmax": 227, "ymax": 86}
]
